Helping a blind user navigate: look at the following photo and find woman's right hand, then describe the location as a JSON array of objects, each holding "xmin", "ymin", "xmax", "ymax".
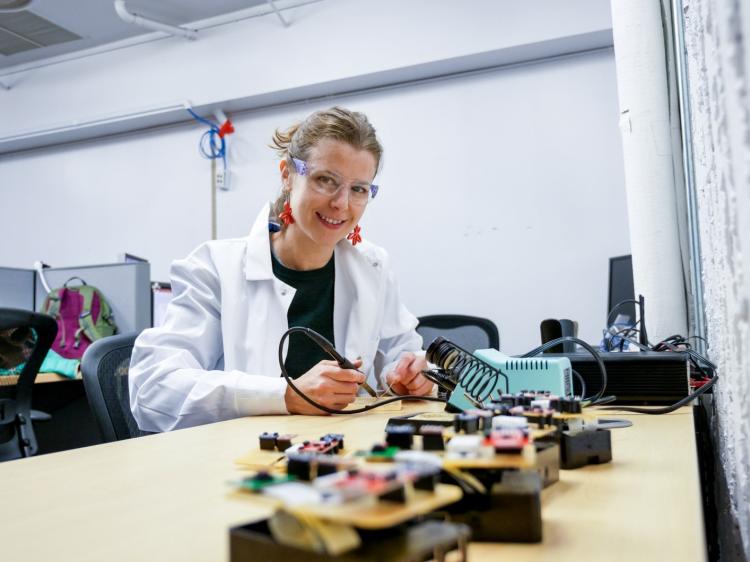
[{"xmin": 284, "ymin": 359, "xmax": 365, "ymax": 415}]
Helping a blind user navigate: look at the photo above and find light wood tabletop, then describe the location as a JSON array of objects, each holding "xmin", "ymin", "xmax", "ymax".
[
  {"xmin": 0, "ymin": 371, "xmax": 80, "ymax": 386},
  {"xmin": 0, "ymin": 401, "xmax": 706, "ymax": 562}
]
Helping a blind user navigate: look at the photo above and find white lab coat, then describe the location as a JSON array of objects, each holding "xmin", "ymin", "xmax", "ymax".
[{"xmin": 129, "ymin": 203, "xmax": 422, "ymax": 432}]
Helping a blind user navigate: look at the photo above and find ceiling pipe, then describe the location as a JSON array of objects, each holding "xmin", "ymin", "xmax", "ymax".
[
  {"xmin": 114, "ymin": 0, "xmax": 197, "ymax": 41},
  {"xmin": 266, "ymin": 0, "xmax": 290, "ymax": 27}
]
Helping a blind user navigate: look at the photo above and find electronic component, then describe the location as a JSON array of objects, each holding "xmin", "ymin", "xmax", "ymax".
[
  {"xmin": 230, "ymin": 519, "xmax": 470, "ymax": 561},
  {"xmin": 298, "ymin": 440, "xmax": 338, "ymax": 455},
  {"xmin": 446, "ymin": 470, "xmax": 543, "ymax": 543},
  {"xmin": 492, "ymin": 415, "xmax": 529, "ymax": 432},
  {"xmin": 259, "ymin": 432, "xmax": 296, "ymax": 452},
  {"xmin": 464, "ymin": 409, "xmax": 494, "ymax": 431},
  {"xmin": 419, "ymin": 425, "xmax": 445, "ymax": 451},
  {"xmin": 534, "ymin": 441, "xmax": 560, "ymax": 487},
  {"xmin": 445, "ymin": 434, "xmax": 493, "ymax": 460},
  {"xmin": 287, "ymin": 452, "xmax": 315, "ymax": 481},
  {"xmin": 560, "ymin": 430, "xmax": 612, "ymax": 469},
  {"xmin": 285, "ymin": 452, "xmax": 354, "ymax": 481},
  {"xmin": 385, "ymin": 424, "xmax": 415, "ymax": 450},
  {"xmin": 311, "ymin": 465, "xmax": 441, "ymax": 505},
  {"xmin": 547, "ymin": 350, "xmax": 690, "ymax": 404},
  {"xmin": 238, "ymin": 471, "xmax": 295, "ymax": 492},
  {"xmin": 259, "ymin": 432, "xmax": 278, "ymax": 451},
  {"xmin": 487, "ymin": 429, "xmax": 528, "ymax": 454},
  {"xmin": 364, "ymin": 443, "xmax": 401, "ymax": 462},
  {"xmin": 453, "ymin": 413, "xmax": 480, "ymax": 434},
  {"xmin": 393, "ymin": 450, "xmax": 443, "ymax": 470}
]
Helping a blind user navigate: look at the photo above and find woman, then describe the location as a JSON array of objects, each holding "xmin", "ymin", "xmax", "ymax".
[{"xmin": 129, "ymin": 107, "xmax": 433, "ymax": 432}]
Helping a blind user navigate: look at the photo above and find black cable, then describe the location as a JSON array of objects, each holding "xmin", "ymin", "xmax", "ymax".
[
  {"xmin": 571, "ymin": 368, "xmax": 587, "ymax": 400},
  {"xmin": 688, "ymin": 335, "xmax": 709, "ymax": 349},
  {"xmin": 601, "ymin": 375, "xmax": 718, "ymax": 415},
  {"xmin": 588, "ymin": 395, "xmax": 617, "ymax": 406},
  {"xmin": 278, "ymin": 327, "xmax": 446, "ymax": 415},
  {"xmin": 614, "ymin": 332, "xmax": 717, "ymax": 376},
  {"xmin": 521, "ymin": 336, "xmax": 608, "ymax": 404},
  {"xmin": 606, "ymin": 298, "xmax": 641, "ymax": 327},
  {"xmin": 606, "ymin": 325, "xmax": 641, "ymax": 352}
]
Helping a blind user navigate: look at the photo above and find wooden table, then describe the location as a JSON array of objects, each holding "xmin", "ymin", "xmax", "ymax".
[
  {"xmin": 0, "ymin": 371, "xmax": 77, "ymax": 386},
  {"xmin": 0, "ymin": 402, "xmax": 706, "ymax": 562}
]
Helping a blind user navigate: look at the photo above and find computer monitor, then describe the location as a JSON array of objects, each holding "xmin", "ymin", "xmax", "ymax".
[{"xmin": 608, "ymin": 255, "xmax": 635, "ymax": 322}]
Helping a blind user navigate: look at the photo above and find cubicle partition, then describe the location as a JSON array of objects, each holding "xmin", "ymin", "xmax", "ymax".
[{"xmin": 0, "ymin": 267, "xmax": 36, "ymax": 310}]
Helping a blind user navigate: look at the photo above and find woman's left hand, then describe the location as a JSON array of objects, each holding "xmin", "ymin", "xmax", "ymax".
[{"xmin": 385, "ymin": 353, "xmax": 434, "ymax": 396}]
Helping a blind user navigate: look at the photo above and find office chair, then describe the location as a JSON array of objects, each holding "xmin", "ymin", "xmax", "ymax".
[
  {"xmin": 0, "ymin": 308, "xmax": 57, "ymax": 461},
  {"xmin": 81, "ymin": 332, "xmax": 147, "ymax": 442},
  {"xmin": 417, "ymin": 314, "xmax": 500, "ymax": 353}
]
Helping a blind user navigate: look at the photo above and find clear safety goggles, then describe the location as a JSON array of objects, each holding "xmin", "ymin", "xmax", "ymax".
[{"xmin": 292, "ymin": 157, "xmax": 379, "ymax": 207}]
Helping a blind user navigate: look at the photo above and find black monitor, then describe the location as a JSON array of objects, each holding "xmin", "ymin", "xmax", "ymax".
[{"xmin": 608, "ymin": 255, "xmax": 635, "ymax": 322}]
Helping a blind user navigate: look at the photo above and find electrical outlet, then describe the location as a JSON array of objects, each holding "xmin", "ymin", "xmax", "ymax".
[{"xmin": 215, "ymin": 166, "xmax": 230, "ymax": 190}]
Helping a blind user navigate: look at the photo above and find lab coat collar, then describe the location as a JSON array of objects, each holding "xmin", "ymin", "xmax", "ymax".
[{"xmin": 244, "ymin": 203, "xmax": 275, "ymax": 281}]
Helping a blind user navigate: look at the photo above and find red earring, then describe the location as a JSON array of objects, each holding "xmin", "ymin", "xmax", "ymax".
[
  {"xmin": 347, "ymin": 225, "xmax": 362, "ymax": 246},
  {"xmin": 279, "ymin": 200, "xmax": 295, "ymax": 226}
]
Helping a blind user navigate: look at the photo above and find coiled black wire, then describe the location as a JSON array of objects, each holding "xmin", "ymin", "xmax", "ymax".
[{"xmin": 425, "ymin": 336, "xmax": 509, "ymax": 405}]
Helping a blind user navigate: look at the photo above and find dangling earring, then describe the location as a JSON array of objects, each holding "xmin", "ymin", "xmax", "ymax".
[
  {"xmin": 347, "ymin": 225, "xmax": 362, "ymax": 246},
  {"xmin": 279, "ymin": 199, "xmax": 295, "ymax": 226}
]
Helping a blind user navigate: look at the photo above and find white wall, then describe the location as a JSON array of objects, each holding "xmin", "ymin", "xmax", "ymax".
[
  {"xmin": 0, "ymin": 0, "xmax": 628, "ymax": 354},
  {"xmin": 683, "ymin": 0, "xmax": 750, "ymax": 559}
]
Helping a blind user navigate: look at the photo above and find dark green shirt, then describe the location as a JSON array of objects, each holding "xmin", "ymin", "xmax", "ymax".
[{"xmin": 271, "ymin": 252, "xmax": 335, "ymax": 379}]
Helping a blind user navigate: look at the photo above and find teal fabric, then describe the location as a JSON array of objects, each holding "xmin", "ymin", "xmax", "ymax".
[
  {"xmin": 271, "ymin": 252, "xmax": 335, "ymax": 379},
  {"xmin": 40, "ymin": 349, "xmax": 80, "ymax": 378},
  {"xmin": 0, "ymin": 349, "xmax": 79, "ymax": 378}
]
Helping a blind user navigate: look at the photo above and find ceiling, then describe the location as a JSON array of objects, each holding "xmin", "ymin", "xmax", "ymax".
[{"xmin": 0, "ymin": 0, "xmax": 271, "ymax": 70}]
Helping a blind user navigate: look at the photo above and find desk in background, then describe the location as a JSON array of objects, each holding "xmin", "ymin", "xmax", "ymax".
[
  {"xmin": 0, "ymin": 372, "xmax": 101, "ymax": 453},
  {"xmin": 0, "ymin": 402, "xmax": 705, "ymax": 562}
]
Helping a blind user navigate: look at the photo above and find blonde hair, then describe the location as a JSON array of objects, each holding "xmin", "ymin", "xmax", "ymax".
[{"xmin": 270, "ymin": 107, "xmax": 383, "ymax": 222}]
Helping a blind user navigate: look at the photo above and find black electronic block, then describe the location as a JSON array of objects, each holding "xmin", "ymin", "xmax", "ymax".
[
  {"xmin": 535, "ymin": 441, "xmax": 560, "ymax": 488},
  {"xmin": 230, "ymin": 519, "xmax": 470, "ymax": 562},
  {"xmin": 286, "ymin": 453, "xmax": 314, "ymax": 481},
  {"xmin": 544, "ymin": 351, "xmax": 690, "ymax": 404},
  {"xmin": 420, "ymin": 425, "xmax": 445, "ymax": 451},
  {"xmin": 259, "ymin": 432, "xmax": 278, "ymax": 451},
  {"xmin": 454, "ymin": 413, "xmax": 480, "ymax": 434},
  {"xmin": 560, "ymin": 429, "xmax": 612, "ymax": 469},
  {"xmin": 445, "ymin": 471, "xmax": 543, "ymax": 543},
  {"xmin": 385, "ymin": 425, "xmax": 415, "ymax": 449}
]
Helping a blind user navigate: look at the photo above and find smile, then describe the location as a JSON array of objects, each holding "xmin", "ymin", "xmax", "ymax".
[{"xmin": 316, "ymin": 212, "xmax": 346, "ymax": 228}]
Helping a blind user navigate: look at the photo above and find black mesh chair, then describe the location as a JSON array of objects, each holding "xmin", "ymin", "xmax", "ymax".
[
  {"xmin": 417, "ymin": 314, "xmax": 500, "ymax": 353},
  {"xmin": 81, "ymin": 332, "xmax": 146, "ymax": 442},
  {"xmin": 0, "ymin": 308, "xmax": 57, "ymax": 461}
]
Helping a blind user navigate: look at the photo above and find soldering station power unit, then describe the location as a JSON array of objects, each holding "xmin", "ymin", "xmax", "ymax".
[{"xmin": 426, "ymin": 337, "xmax": 574, "ymax": 411}]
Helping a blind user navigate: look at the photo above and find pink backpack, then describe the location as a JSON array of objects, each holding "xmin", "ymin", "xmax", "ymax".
[{"xmin": 40, "ymin": 277, "xmax": 118, "ymax": 359}]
